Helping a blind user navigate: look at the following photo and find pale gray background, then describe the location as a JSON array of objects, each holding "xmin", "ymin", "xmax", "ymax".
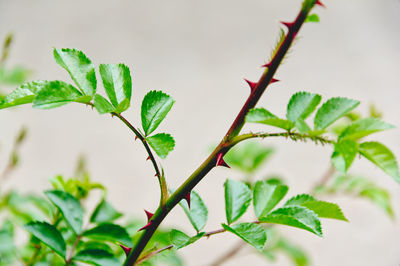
[{"xmin": 1, "ymin": 0, "xmax": 399, "ymax": 265}]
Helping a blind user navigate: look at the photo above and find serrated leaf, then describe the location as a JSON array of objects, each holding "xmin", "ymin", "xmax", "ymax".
[
  {"xmin": 83, "ymin": 223, "xmax": 132, "ymax": 247},
  {"xmin": 90, "ymin": 200, "xmax": 122, "ymax": 224},
  {"xmin": 246, "ymin": 108, "xmax": 294, "ymax": 130},
  {"xmin": 24, "ymin": 221, "xmax": 66, "ymax": 258},
  {"xmin": 73, "ymin": 249, "xmax": 120, "ymax": 266},
  {"xmin": 99, "ymin": 64, "xmax": 132, "ymax": 112},
  {"xmin": 170, "ymin": 229, "xmax": 204, "ymax": 249},
  {"xmin": 146, "ymin": 133, "xmax": 175, "ymax": 159},
  {"xmin": 179, "ymin": 191, "xmax": 208, "ymax": 232},
  {"xmin": 0, "ymin": 80, "xmax": 47, "ymax": 109},
  {"xmin": 224, "ymin": 141, "xmax": 274, "ymax": 173},
  {"xmin": 314, "ymin": 97, "xmax": 360, "ymax": 130},
  {"xmin": 33, "ymin": 80, "xmax": 85, "ymax": 109},
  {"xmin": 53, "ymin": 48, "xmax": 96, "ymax": 96},
  {"xmin": 222, "ymin": 223, "xmax": 267, "ymax": 251},
  {"xmin": 284, "ymin": 194, "xmax": 316, "ymax": 206},
  {"xmin": 45, "ymin": 190, "xmax": 84, "ymax": 234},
  {"xmin": 359, "ymin": 142, "xmax": 400, "ymax": 183},
  {"xmin": 331, "ymin": 140, "xmax": 358, "ymax": 173},
  {"xmin": 339, "ymin": 118, "xmax": 395, "ymax": 141},
  {"xmin": 305, "ymin": 13, "xmax": 320, "ymax": 23},
  {"xmin": 224, "ymin": 179, "xmax": 252, "ymax": 224},
  {"xmin": 253, "ymin": 181, "xmax": 288, "ymax": 218},
  {"xmin": 286, "ymin": 92, "xmax": 321, "ymax": 128},
  {"xmin": 141, "ymin": 90, "xmax": 175, "ymax": 136},
  {"xmin": 259, "ymin": 206, "xmax": 322, "ymax": 236},
  {"xmin": 93, "ymin": 94, "xmax": 115, "ymax": 114},
  {"xmin": 284, "ymin": 194, "xmax": 347, "ymax": 221}
]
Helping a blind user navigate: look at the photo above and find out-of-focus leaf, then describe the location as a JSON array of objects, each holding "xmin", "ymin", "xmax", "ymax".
[
  {"xmin": 305, "ymin": 13, "xmax": 320, "ymax": 23},
  {"xmin": 73, "ymin": 249, "xmax": 120, "ymax": 266},
  {"xmin": 90, "ymin": 200, "xmax": 122, "ymax": 224}
]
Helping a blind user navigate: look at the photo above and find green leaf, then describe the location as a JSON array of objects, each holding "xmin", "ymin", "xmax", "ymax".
[
  {"xmin": 179, "ymin": 191, "xmax": 208, "ymax": 232},
  {"xmin": 0, "ymin": 65, "xmax": 31, "ymax": 85},
  {"xmin": 284, "ymin": 194, "xmax": 347, "ymax": 221},
  {"xmin": 83, "ymin": 223, "xmax": 132, "ymax": 247},
  {"xmin": 301, "ymin": 201, "xmax": 347, "ymax": 221},
  {"xmin": 222, "ymin": 223, "xmax": 267, "ymax": 251},
  {"xmin": 24, "ymin": 221, "xmax": 66, "ymax": 258},
  {"xmin": 360, "ymin": 186, "xmax": 394, "ymax": 218},
  {"xmin": 141, "ymin": 90, "xmax": 175, "ymax": 136},
  {"xmin": 73, "ymin": 249, "xmax": 120, "ymax": 266},
  {"xmin": 331, "ymin": 140, "xmax": 358, "ymax": 173},
  {"xmin": 314, "ymin": 97, "xmax": 360, "ymax": 130},
  {"xmin": 146, "ymin": 133, "xmax": 175, "ymax": 159},
  {"xmin": 45, "ymin": 190, "xmax": 84, "ymax": 234},
  {"xmin": 286, "ymin": 91, "xmax": 321, "ymax": 128},
  {"xmin": 170, "ymin": 229, "xmax": 204, "ymax": 249},
  {"xmin": 93, "ymin": 94, "xmax": 115, "ymax": 114},
  {"xmin": 359, "ymin": 142, "xmax": 400, "ymax": 183},
  {"xmin": 99, "ymin": 64, "xmax": 132, "ymax": 112},
  {"xmin": 246, "ymin": 108, "xmax": 294, "ymax": 130},
  {"xmin": 53, "ymin": 48, "xmax": 96, "ymax": 97},
  {"xmin": 224, "ymin": 179, "xmax": 252, "ymax": 224},
  {"xmin": 224, "ymin": 141, "xmax": 274, "ymax": 173},
  {"xmin": 276, "ymin": 238, "xmax": 309, "ymax": 266},
  {"xmin": 284, "ymin": 194, "xmax": 316, "ymax": 206},
  {"xmin": 0, "ymin": 80, "xmax": 47, "ymax": 109},
  {"xmin": 90, "ymin": 200, "xmax": 122, "ymax": 224},
  {"xmin": 339, "ymin": 118, "xmax": 395, "ymax": 141},
  {"xmin": 259, "ymin": 206, "xmax": 322, "ymax": 236},
  {"xmin": 33, "ymin": 81, "xmax": 86, "ymax": 109},
  {"xmin": 253, "ymin": 181, "xmax": 288, "ymax": 218},
  {"xmin": 305, "ymin": 13, "xmax": 320, "ymax": 23}
]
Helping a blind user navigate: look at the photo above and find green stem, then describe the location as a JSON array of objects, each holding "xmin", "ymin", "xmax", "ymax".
[{"xmin": 125, "ymin": 2, "xmax": 317, "ymax": 264}]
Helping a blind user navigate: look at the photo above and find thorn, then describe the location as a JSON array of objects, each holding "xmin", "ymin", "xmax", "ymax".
[
  {"xmin": 138, "ymin": 221, "xmax": 152, "ymax": 231},
  {"xmin": 270, "ymin": 78, "xmax": 280, "ymax": 84},
  {"xmin": 262, "ymin": 62, "xmax": 272, "ymax": 68},
  {"xmin": 315, "ymin": 0, "xmax": 325, "ymax": 7},
  {"xmin": 216, "ymin": 152, "xmax": 230, "ymax": 168},
  {"xmin": 146, "ymin": 156, "xmax": 150, "ymax": 161},
  {"xmin": 120, "ymin": 244, "xmax": 131, "ymax": 256},
  {"xmin": 155, "ymin": 173, "xmax": 158, "ymax": 177},
  {"xmin": 184, "ymin": 192, "xmax": 191, "ymax": 209},
  {"xmin": 280, "ymin": 21, "xmax": 295, "ymax": 29},
  {"xmin": 135, "ymin": 136, "xmax": 139, "ymax": 141},
  {"xmin": 244, "ymin": 79, "xmax": 257, "ymax": 92},
  {"xmin": 144, "ymin": 209, "xmax": 153, "ymax": 221}
]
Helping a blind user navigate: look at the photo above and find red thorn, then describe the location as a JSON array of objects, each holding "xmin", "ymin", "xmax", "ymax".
[
  {"xmin": 216, "ymin": 153, "xmax": 230, "ymax": 168},
  {"xmin": 144, "ymin": 209, "xmax": 153, "ymax": 221},
  {"xmin": 138, "ymin": 221, "xmax": 152, "ymax": 231},
  {"xmin": 146, "ymin": 156, "xmax": 150, "ymax": 161},
  {"xmin": 262, "ymin": 62, "xmax": 272, "ymax": 68},
  {"xmin": 270, "ymin": 78, "xmax": 280, "ymax": 84},
  {"xmin": 184, "ymin": 192, "xmax": 191, "ymax": 209},
  {"xmin": 120, "ymin": 244, "xmax": 131, "ymax": 256},
  {"xmin": 280, "ymin": 21, "xmax": 295, "ymax": 29},
  {"xmin": 135, "ymin": 136, "xmax": 138, "ymax": 141},
  {"xmin": 316, "ymin": 0, "xmax": 325, "ymax": 7},
  {"xmin": 244, "ymin": 79, "xmax": 257, "ymax": 92}
]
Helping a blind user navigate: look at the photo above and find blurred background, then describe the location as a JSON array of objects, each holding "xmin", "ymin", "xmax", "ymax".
[{"xmin": 0, "ymin": 0, "xmax": 399, "ymax": 265}]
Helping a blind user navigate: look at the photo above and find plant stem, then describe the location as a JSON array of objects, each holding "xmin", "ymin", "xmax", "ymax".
[
  {"xmin": 209, "ymin": 241, "xmax": 246, "ymax": 266},
  {"xmin": 125, "ymin": 2, "xmax": 317, "ymax": 264},
  {"xmin": 65, "ymin": 234, "xmax": 82, "ymax": 266}
]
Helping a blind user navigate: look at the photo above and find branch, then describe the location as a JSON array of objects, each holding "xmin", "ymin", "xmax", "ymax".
[{"xmin": 125, "ymin": 1, "xmax": 320, "ymax": 264}]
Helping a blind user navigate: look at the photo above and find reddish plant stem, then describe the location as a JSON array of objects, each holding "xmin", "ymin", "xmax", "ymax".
[{"xmin": 125, "ymin": 2, "xmax": 316, "ymax": 264}]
